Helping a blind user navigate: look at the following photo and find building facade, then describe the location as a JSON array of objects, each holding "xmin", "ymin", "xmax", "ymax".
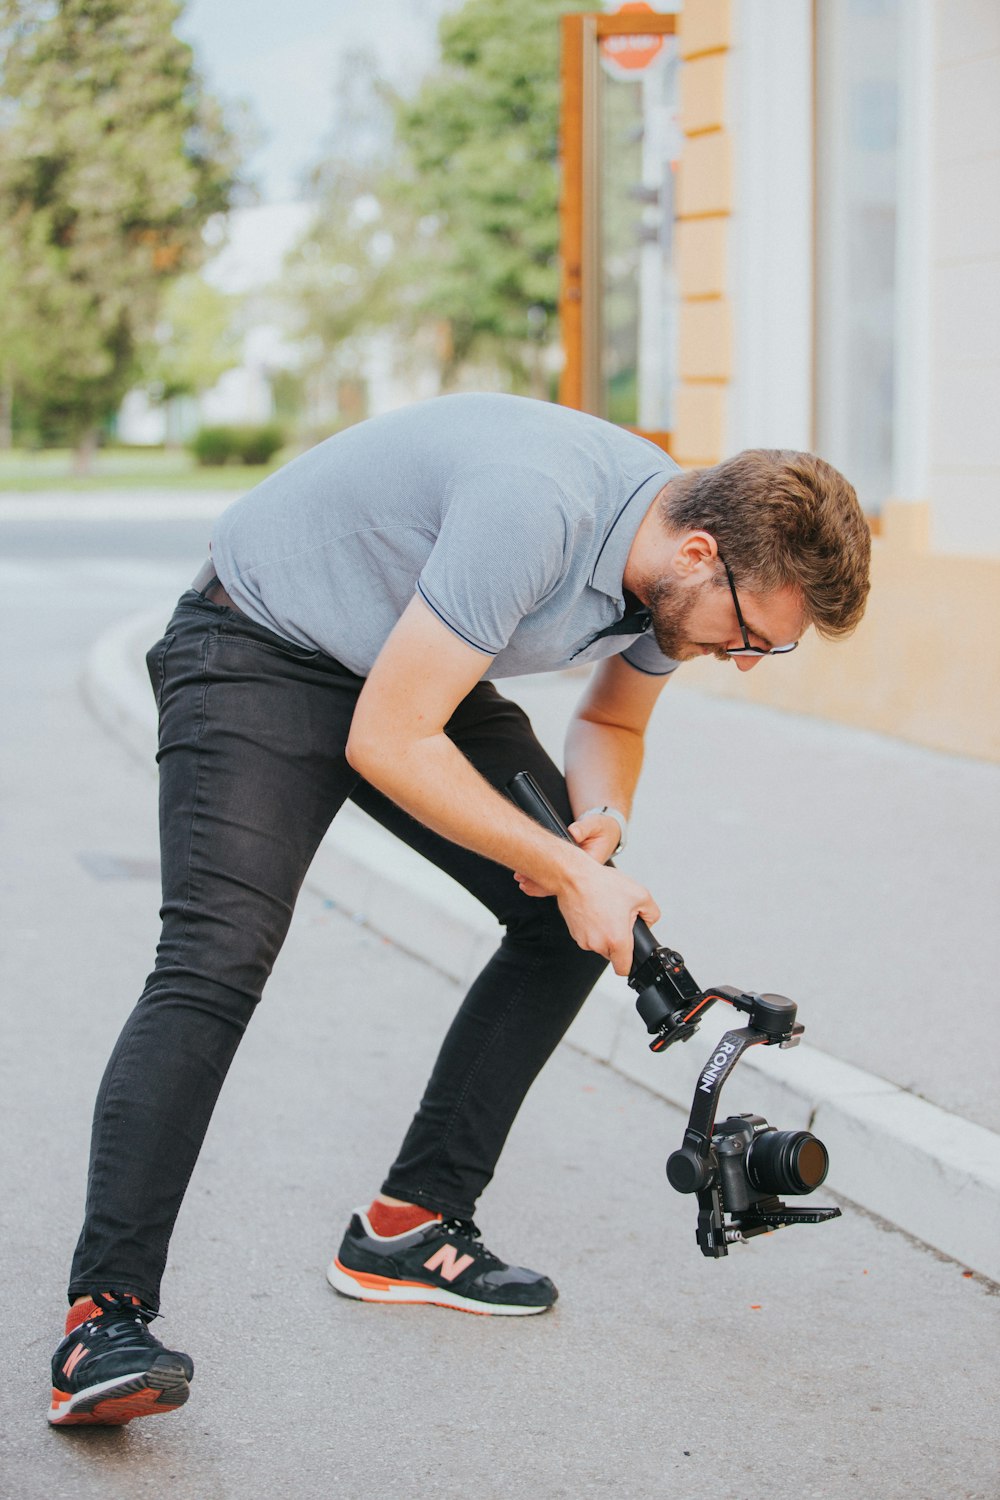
[{"xmin": 566, "ymin": 0, "xmax": 1000, "ymax": 760}]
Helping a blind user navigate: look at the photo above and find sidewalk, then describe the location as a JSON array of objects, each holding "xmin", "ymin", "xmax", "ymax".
[
  {"xmin": 4, "ymin": 551, "xmax": 997, "ymax": 1500},
  {"xmin": 86, "ymin": 602, "xmax": 1000, "ymax": 1282}
]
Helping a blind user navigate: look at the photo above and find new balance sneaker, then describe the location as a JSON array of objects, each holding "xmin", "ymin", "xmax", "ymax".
[
  {"xmin": 48, "ymin": 1291, "xmax": 194, "ymax": 1426},
  {"xmin": 327, "ymin": 1209, "xmax": 558, "ymax": 1316}
]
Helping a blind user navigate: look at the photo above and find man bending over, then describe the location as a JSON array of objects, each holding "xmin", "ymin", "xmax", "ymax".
[{"xmin": 50, "ymin": 394, "xmax": 870, "ymax": 1425}]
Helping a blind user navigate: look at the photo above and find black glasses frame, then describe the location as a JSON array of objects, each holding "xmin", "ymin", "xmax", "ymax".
[{"xmin": 719, "ymin": 558, "xmax": 798, "ymax": 657}]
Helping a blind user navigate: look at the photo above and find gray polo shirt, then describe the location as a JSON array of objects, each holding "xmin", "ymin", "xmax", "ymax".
[{"xmin": 210, "ymin": 393, "xmax": 681, "ymax": 680}]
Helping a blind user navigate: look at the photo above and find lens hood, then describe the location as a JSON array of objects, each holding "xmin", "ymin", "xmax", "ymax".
[{"xmin": 746, "ymin": 1129, "xmax": 829, "ymax": 1196}]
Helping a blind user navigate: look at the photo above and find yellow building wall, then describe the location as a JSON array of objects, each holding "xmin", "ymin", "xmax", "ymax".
[
  {"xmin": 673, "ymin": 0, "xmax": 732, "ymax": 467},
  {"xmin": 671, "ymin": 0, "xmax": 1000, "ymax": 763},
  {"xmin": 674, "ymin": 504, "xmax": 1000, "ymax": 763}
]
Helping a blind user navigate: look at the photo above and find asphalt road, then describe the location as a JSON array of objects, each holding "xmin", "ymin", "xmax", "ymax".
[{"xmin": 1, "ymin": 508, "xmax": 998, "ymax": 1499}]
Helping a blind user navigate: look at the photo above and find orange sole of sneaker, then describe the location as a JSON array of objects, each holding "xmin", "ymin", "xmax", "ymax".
[
  {"xmin": 49, "ymin": 1370, "xmax": 190, "ymax": 1426},
  {"xmin": 326, "ymin": 1257, "xmax": 554, "ymax": 1316}
]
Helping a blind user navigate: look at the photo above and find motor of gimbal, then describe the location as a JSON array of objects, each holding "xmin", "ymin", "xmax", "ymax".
[{"xmin": 507, "ymin": 772, "xmax": 841, "ymax": 1259}]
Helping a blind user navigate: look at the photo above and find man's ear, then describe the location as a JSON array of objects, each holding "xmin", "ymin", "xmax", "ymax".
[{"xmin": 672, "ymin": 530, "xmax": 719, "ymax": 579}]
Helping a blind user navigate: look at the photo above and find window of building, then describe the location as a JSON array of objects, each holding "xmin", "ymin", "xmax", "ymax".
[
  {"xmin": 558, "ymin": 9, "xmax": 680, "ymax": 451},
  {"xmin": 599, "ymin": 38, "xmax": 681, "ymax": 430},
  {"xmin": 814, "ymin": 0, "xmax": 903, "ymax": 513}
]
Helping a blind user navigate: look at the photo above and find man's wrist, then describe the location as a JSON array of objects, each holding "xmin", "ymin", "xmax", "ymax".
[
  {"xmin": 580, "ymin": 805, "xmax": 628, "ymax": 855},
  {"xmin": 543, "ymin": 836, "xmax": 598, "ymax": 898}
]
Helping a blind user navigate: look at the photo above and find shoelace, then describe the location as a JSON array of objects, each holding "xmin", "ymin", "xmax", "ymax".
[
  {"xmin": 85, "ymin": 1290, "xmax": 159, "ymax": 1334},
  {"xmin": 439, "ymin": 1218, "xmax": 502, "ymax": 1266}
]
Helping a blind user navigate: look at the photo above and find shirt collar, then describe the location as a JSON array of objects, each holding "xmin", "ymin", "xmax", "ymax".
[{"xmin": 590, "ymin": 469, "xmax": 674, "ymax": 603}]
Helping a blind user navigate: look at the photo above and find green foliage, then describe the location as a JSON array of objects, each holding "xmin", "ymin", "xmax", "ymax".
[
  {"xmin": 281, "ymin": 50, "xmax": 416, "ymax": 391},
  {"xmin": 284, "ymin": 1, "xmax": 574, "ymax": 400},
  {"xmin": 190, "ymin": 423, "xmax": 284, "ymax": 467},
  {"xmin": 235, "ymin": 423, "xmax": 284, "ymax": 465},
  {"xmin": 0, "ymin": 0, "xmax": 242, "ymax": 449},
  {"xmin": 190, "ymin": 424, "xmax": 234, "ymax": 465},
  {"xmin": 391, "ymin": 0, "xmax": 578, "ymax": 384},
  {"xmin": 283, "ymin": 165, "xmax": 412, "ymax": 364},
  {"xmin": 0, "ymin": 443, "xmax": 284, "ymax": 488},
  {"xmin": 145, "ymin": 273, "xmax": 243, "ymax": 401}
]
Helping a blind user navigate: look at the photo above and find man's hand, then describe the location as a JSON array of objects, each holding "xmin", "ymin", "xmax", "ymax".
[
  {"xmin": 513, "ymin": 811, "xmax": 619, "ymax": 895},
  {"xmin": 556, "ymin": 857, "xmax": 659, "ymax": 976},
  {"xmin": 568, "ymin": 810, "xmax": 623, "ymax": 864},
  {"xmin": 515, "ymin": 815, "xmax": 658, "ymax": 977},
  {"xmin": 513, "ymin": 653, "xmax": 674, "ymax": 975}
]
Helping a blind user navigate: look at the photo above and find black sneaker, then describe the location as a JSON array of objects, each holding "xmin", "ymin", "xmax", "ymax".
[
  {"xmin": 48, "ymin": 1291, "xmax": 193, "ymax": 1426},
  {"xmin": 327, "ymin": 1209, "xmax": 558, "ymax": 1316}
]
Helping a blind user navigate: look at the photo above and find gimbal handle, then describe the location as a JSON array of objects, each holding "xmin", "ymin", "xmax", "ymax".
[
  {"xmin": 506, "ymin": 772, "xmax": 707, "ymax": 1048},
  {"xmin": 505, "ymin": 771, "xmax": 657, "ymax": 969}
]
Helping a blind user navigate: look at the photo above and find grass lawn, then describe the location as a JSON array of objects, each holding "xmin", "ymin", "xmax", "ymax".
[{"xmin": 0, "ymin": 447, "xmax": 292, "ymax": 491}]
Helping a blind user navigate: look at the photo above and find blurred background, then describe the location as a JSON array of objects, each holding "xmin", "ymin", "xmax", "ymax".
[{"xmin": 0, "ymin": 0, "xmax": 997, "ymax": 759}]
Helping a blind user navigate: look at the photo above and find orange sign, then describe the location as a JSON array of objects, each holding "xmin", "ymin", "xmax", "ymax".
[{"xmin": 599, "ymin": 2, "xmax": 666, "ymax": 76}]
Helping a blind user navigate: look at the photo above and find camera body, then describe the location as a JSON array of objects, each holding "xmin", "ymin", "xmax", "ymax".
[
  {"xmin": 671, "ymin": 1109, "xmax": 832, "ymax": 1224},
  {"xmin": 667, "ymin": 1102, "xmax": 840, "ymax": 1256},
  {"xmin": 713, "ymin": 1114, "xmax": 829, "ymax": 1213}
]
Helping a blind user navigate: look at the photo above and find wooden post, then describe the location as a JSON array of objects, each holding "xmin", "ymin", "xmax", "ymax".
[
  {"xmin": 558, "ymin": 7, "xmax": 677, "ymax": 455},
  {"xmin": 558, "ymin": 14, "xmax": 585, "ymax": 411}
]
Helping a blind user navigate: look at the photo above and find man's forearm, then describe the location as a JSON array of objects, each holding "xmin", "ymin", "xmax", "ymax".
[
  {"xmin": 350, "ymin": 726, "xmax": 660, "ymax": 974},
  {"xmin": 563, "ymin": 715, "xmax": 645, "ymax": 824},
  {"xmin": 345, "ymin": 597, "xmax": 661, "ymax": 973},
  {"xmin": 347, "ymin": 727, "xmax": 590, "ymax": 892}
]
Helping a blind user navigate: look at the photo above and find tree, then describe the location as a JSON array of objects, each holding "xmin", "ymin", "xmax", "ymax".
[
  {"xmin": 284, "ymin": 1, "xmax": 576, "ymax": 407},
  {"xmin": 0, "ymin": 0, "xmax": 241, "ymax": 460},
  {"xmin": 145, "ymin": 273, "xmax": 243, "ymax": 404},
  {"xmin": 392, "ymin": 0, "xmax": 578, "ymax": 388},
  {"xmin": 280, "ymin": 51, "xmax": 422, "ymax": 420}
]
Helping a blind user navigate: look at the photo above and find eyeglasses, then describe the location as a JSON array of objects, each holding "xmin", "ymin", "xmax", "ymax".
[{"xmin": 719, "ymin": 557, "xmax": 798, "ymax": 657}]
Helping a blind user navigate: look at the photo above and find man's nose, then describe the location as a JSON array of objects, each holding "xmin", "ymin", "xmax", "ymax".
[{"xmin": 734, "ymin": 655, "xmax": 762, "ymax": 673}]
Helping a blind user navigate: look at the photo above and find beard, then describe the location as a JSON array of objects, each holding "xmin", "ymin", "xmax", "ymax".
[{"xmin": 641, "ymin": 574, "xmax": 708, "ymax": 660}]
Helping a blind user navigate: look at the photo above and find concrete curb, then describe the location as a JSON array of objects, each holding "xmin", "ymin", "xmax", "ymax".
[
  {"xmin": 0, "ymin": 491, "xmax": 233, "ymax": 519},
  {"xmin": 84, "ymin": 606, "xmax": 1000, "ymax": 1283}
]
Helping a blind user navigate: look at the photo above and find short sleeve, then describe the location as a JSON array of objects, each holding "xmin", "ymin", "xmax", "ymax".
[
  {"xmin": 417, "ymin": 466, "xmax": 569, "ymax": 655},
  {"xmin": 620, "ymin": 631, "xmax": 680, "ymax": 676}
]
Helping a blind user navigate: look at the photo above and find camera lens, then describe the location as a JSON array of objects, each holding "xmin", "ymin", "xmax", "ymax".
[{"xmin": 746, "ymin": 1129, "xmax": 829, "ymax": 1196}]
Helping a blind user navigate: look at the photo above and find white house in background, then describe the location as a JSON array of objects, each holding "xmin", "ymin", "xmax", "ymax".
[
  {"xmin": 117, "ymin": 202, "xmax": 313, "ymax": 445},
  {"xmin": 118, "ymin": 198, "xmax": 443, "ymax": 444}
]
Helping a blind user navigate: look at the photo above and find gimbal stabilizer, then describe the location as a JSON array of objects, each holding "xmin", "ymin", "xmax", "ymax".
[{"xmin": 507, "ymin": 772, "xmax": 841, "ymax": 1258}]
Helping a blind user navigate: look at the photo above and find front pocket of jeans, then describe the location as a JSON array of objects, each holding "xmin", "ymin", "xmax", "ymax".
[
  {"xmin": 145, "ymin": 633, "xmax": 176, "ymax": 708},
  {"xmin": 216, "ymin": 630, "xmax": 321, "ymax": 663}
]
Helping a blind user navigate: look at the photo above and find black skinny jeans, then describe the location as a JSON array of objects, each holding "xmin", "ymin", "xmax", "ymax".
[{"xmin": 69, "ymin": 591, "xmax": 607, "ymax": 1310}]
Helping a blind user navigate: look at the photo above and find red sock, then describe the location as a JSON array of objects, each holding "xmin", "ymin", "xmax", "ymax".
[
  {"xmin": 65, "ymin": 1293, "xmax": 140, "ymax": 1335},
  {"xmin": 367, "ymin": 1200, "xmax": 439, "ymax": 1236},
  {"xmin": 66, "ymin": 1299, "xmax": 100, "ymax": 1335}
]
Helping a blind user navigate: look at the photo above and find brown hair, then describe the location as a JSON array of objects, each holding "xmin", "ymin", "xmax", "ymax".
[{"xmin": 661, "ymin": 450, "xmax": 871, "ymax": 639}]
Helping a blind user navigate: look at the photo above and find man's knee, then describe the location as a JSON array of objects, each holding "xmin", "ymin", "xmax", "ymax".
[{"xmin": 139, "ymin": 952, "xmax": 269, "ymax": 1036}]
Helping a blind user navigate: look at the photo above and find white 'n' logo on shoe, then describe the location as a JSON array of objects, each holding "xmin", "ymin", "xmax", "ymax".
[{"xmin": 423, "ymin": 1244, "xmax": 475, "ymax": 1282}]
